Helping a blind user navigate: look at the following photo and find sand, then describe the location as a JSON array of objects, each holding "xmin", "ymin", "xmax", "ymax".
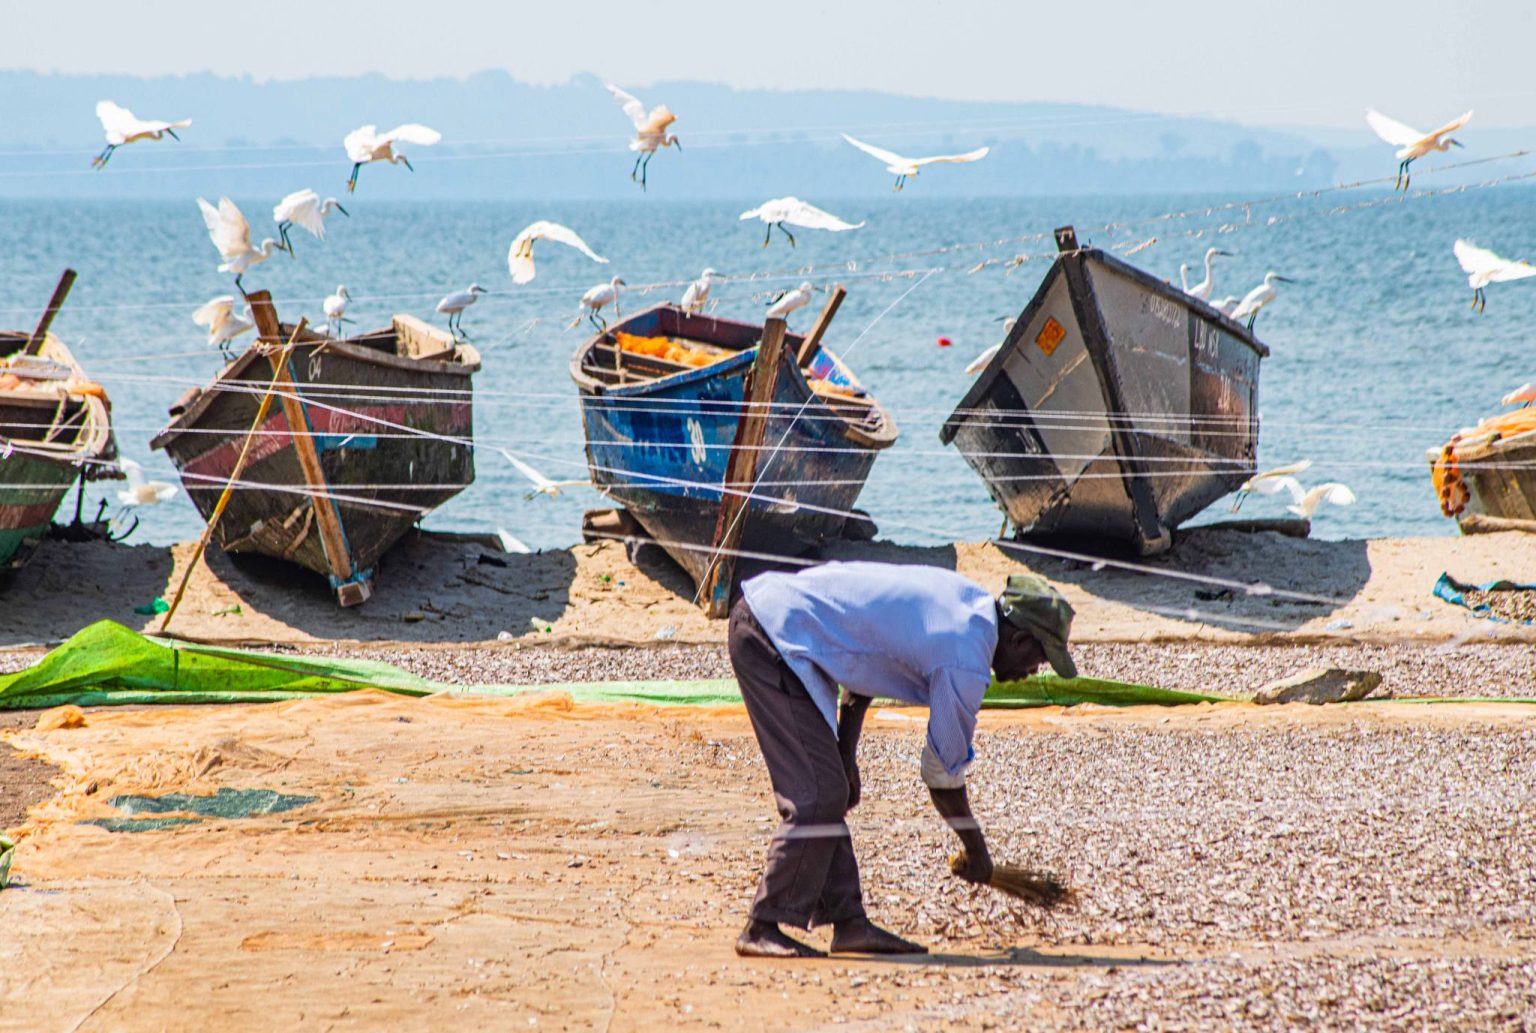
[
  {"xmin": 3, "ymin": 693, "xmax": 1534, "ymax": 1031},
  {"xmin": 0, "ymin": 527, "xmax": 1530, "ymax": 649}
]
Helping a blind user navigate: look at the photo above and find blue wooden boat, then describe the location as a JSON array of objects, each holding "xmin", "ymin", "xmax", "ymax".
[
  {"xmin": 571, "ymin": 303, "xmax": 897, "ymax": 584},
  {"xmin": 941, "ymin": 227, "xmax": 1267, "ymax": 555}
]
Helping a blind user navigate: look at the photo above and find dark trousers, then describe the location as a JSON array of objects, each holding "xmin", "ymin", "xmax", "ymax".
[{"xmin": 728, "ymin": 595, "xmax": 865, "ymax": 929}]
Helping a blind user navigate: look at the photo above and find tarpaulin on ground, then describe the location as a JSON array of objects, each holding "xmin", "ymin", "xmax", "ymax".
[
  {"xmin": 0, "ymin": 620, "xmax": 1223, "ymax": 712},
  {"xmin": 1432, "ymin": 573, "xmax": 1536, "ymax": 625}
]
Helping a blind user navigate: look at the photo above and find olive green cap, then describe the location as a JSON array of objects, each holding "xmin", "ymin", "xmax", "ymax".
[{"xmin": 998, "ymin": 574, "xmax": 1077, "ymax": 679}]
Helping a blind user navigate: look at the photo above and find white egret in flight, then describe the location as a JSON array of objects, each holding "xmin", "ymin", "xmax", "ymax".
[
  {"xmin": 740, "ymin": 197, "xmax": 864, "ymax": 247},
  {"xmin": 575, "ymin": 276, "xmax": 625, "ymax": 331},
  {"xmin": 681, "ymin": 268, "xmax": 724, "ymax": 314},
  {"xmin": 1285, "ymin": 480, "xmax": 1356, "ymax": 520},
  {"xmin": 92, "ymin": 101, "xmax": 189, "ymax": 168},
  {"xmin": 271, "ymin": 189, "xmax": 348, "ymax": 254},
  {"xmin": 507, "ymin": 221, "xmax": 608, "ymax": 285},
  {"xmin": 1178, "ymin": 247, "xmax": 1233, "ymax": 301},
  {"xmin": 1501, "ymin": 383, "xmax": 1535, "ymax": 407},
  {"xmin": 196, "ymin": 197, "xmax": 289, "ymax": 295},
  {"xmin": 1232, "ymin": 272, "xmax": 1294, "ymax": 331},
  {"xmin": 116, "ymin": 458, "xmax": 178, "ymax": 508},
  {"xmin": 436, "ymin": 284, "xmax": 487, "ymax": 337},
  {"xmin": 1453, "ymin": 239, "xmax": 1536, "ymax": 313},
  {"xmin": 766, "ymin": 282, "xmax": 815, "ymax": 321},
  {"xmin": 191, "ymin": 295, "xmax": 255, "ymax": 359},
  {"xmin": 499, "ymin": 449, "xmax": 590, "ymax": 500},
  {"xmin": 605, "ymin": 83, "xmax": 681, "ymax": 190},
  {"xmin": 1365, "ymin": 108, "xmax": 1472, "ymax": 191},
  {"xmin": 323, "ymin": 285, "xmax": 351, "ymax": 335},
  {"xmin": 1231, "ymin": 459, "xmax": 1314, "ymax": 511},
  {"xmin": 343, "ymin": 123, "xmax": 441, "ymax": 192},
  {"xmin": 840, "ymin": 134, "xmax": 989, "ymax": 191}
]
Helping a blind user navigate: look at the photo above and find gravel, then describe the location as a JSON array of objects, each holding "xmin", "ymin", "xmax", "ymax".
[{"xmin": 1457, "ymin": 587, "xmax": 1536, "ymax": 625}]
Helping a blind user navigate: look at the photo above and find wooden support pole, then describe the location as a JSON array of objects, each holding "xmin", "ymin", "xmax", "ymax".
[
  {"xmin": 247, "ymin": 293, "xmax": 367, "ymax": 604},
  {"xmin": 700, "ymin": 317, "xmax": 789, "ymax": 617},
  {"xmin": 24, "ymin": 269, "xmax": 77, "ymax": 357},
  {"xmin": 795, "ymin": 284, "xmax": 846, "ymax": 367}
]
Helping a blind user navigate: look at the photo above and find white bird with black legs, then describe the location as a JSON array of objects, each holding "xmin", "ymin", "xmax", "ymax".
[
  {"xmin": 1231, "ymin": 459, "xmax": 1313, "ymax": 511},
  {"xmin": 436, "ymin": 284, "xmax": 487, "ymax": 337},
  {"xmin": 507, "ymin": 221, "xmax": 608, "ymax": 285},
  {"xmin": 1366, "ymin": 108, "xmax": 1472, "ymax": 191},
  {"xmin": 740, "ymin": 197, "xmax": 864, "ymax": 247},
  {"xmin": 574, "ymin": 276, "xmax": 625, "ymax": 330},
  {"xmin": 766, "ymin": 282, "xmax": 815, "ymax": 321},
  {"xmin": 323, "ymin": 285, "xmax": 351, "ymax": 335},
  {"xmin": 196, "ymin": 197, "xmax": 289, "ymax": 295},
  {"xmin": 343, "ymin": 123, "xmax": 441, "ymax": 192},
  {"xmin": 115, "ymin": 457, "xmax": 178, "ymax": 508},
  {"xmin": 92, "ymin": 101, "xmax": 190, "ymax": 168},
  {"xmin": 1178, "ymin": 247, "xmax": 1233, "ymax": 301},
  {"xmin": 605, "ymin": 83, "xmax": 681, "ymax": 189},
  {"xmin": 1502, "ymin": 383, "xmax": 1535, "ymax": 407},
  {"xmin": 271, "ymin": 188, "xmax": 348, "ymax": 254},
  {"xmin": 840, "ymin": 134, "xmax": 989, "ymax": 191},
  {"xmin": 1232, "ymin": 272, "xmax": 1294, "ymax": 331},
  {"xmin": 681, "ymin": 268, "xmax": 724, "ymax": 314},
  {"xmin": 1453, "ymin": 239, "xmax": 1536, "ymax": 313},
  {"xmin": 964, "ymin": 316, "xmax": 1016, "ymax": 375},
  {"xmin": 191, "ymin": 295, "xmax": 254, "ymax": 359},
  {"xmin": 499, "ymin": 449, "xmax": 590, "ymax": 500}
]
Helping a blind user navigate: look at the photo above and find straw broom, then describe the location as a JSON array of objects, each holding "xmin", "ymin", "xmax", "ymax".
[{"xmin": 950, "ymin": 851, "xmax": 1076, "ymax": 910}]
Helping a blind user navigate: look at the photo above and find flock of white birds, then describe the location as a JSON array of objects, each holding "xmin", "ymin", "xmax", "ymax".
[{"xmin": 87, "ymin": 95, "xmax": 1528, "ymax": 522}]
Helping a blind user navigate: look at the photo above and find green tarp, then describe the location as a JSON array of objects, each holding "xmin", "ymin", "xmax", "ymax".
[{"xmin": 0, "ymin": 620, "xmax": 1224, "ymax": 713}]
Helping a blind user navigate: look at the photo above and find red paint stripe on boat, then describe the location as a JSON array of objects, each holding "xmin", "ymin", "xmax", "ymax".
[{"xmin": 0, "ymin": 497, "xmax": 65, "ymax": 530}]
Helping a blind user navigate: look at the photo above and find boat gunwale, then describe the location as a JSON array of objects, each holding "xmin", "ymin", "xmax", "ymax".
[{"xmin": 1, "ymin": 330, "xmax": 119, "ymax": 477}]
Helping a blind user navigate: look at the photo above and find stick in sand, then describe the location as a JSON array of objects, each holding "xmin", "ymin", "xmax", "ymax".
[
  {"xmin": 950, "ymin": 851, "xmax": 1076, "ymax": 910},
  {"xmin": 157, "ymin": 320, "xmax": 307, "ymax": 634}
]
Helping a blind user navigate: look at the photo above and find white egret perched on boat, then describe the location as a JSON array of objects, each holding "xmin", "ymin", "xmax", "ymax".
[
  {"xmin": 499, "ymin": 449, "xmax": 590, "ymax": 500},
  {"xmin": 839, "ymin": 134, "xmax": 989, "ymax": 191},
  {"xmin": 739, "ymin": 197, "xmax": 864, "ymax": 247},
  {"xmin": 1178, "ymin": 247, "xmax": 1233, "ymax": 301},
  {"xmin": 191, "ymin": 295, "xmax": 254, "ymax": 359},
  {"xmin": 1231, "ymin": 459, "xmax": 1314, "ymax": 511},
  {"xmin": 765, "ymin": 282, "xmax": 815, "ymax": 321},
  {"xmin": 271, "ymin": 189, "xmax": 348, "ymax": 253},
  {"xmin": 574, "ymin": 276, "xmax": 625, "ymax": 330},
  {"xmin": 507, "ymin": 221, "xmax": 608, "ymax": 285},
  {"xmin": 1365, "ymin": 108, "xmax": 1472, "ymax": 191},
  {"xmin": 681, "ymin": 268, "xmax": 724, "ymax": 314},
  {"xmin": 1502, "ymin": 383, "xmax": 1535, "ymax": 407},
  {"xmin": 92, "ymin": 101, "xmax": 190, "ymax": 168},
  {"xmin": 436, "ymin": 284, "xmax": 487, "ymax": 337},
  {"xmin": 115, "ymin": 458, "xmax": 178, "ymax": 508},
  {"xmin": 964, "ymin": 317, "xmax": 1017, "ymax": 375},
  {"xmin": 196, "ymin": 197, "xmax": 290, "ymax": 295},
  {"xmin": 343, "ymin": 123, "xmax": 441, "ymax": 192},
  {"xmin": 1231, "ymin": 272, "xmax": 1294, "ymax": 331},
  {"xmin": 323, "ymin": 286, "xmax": 351, "ymax": 334},
  {"xmin": 605, "ymin": 83, "xmax": 681, "ymax": 190},
  {"xmin": 1211, "ymin": 296, "xmax": 1240, "ymax": 316},
  {"xmin": 1453, "ymin": 239, "xmax": 1536, "ymax": 313}
]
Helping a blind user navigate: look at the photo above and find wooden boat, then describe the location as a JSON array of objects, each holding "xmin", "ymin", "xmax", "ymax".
[
  {"xmin": 1429, "ymin": 402, "xmax": 1536, "ymax": 528},
  {"xmin": 151, "ymin": 300, "xmax": 479, "ymax": 605},
  {"xmin": 1, "ymin": 272, "xmax": 120, "ymax": 570},
  {"xmin": 571, "ymin": 302, "xmax": 897, "ymax": 586},
  {"xmin": 941, "ymin": 227, "xmax": 1268, "ymax": 555}
]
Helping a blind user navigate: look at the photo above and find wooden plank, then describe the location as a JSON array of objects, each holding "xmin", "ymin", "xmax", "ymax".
[
  {"xmin": 1459, "ymin": 513, "xmax": 1536, "ymax": 535},
  {"xmin": 795, "ymin": 284, "xmax": 846, "ymax": 366},
  {"xmin": 248, "ymin": 293, "xmax": 362, "ymax": 601},
  {"xmin": 24, "ymin": 269, "xmax": 77, "ymax": 356},
  {"xmin": 700, "ymin": 317, "xmax": 789, "ymax": 617}
]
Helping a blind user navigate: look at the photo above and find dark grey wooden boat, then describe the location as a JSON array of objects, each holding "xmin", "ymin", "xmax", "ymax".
[{"xmin": 941, "ymin": 227, "xmax": 1269, "ymax": 555}]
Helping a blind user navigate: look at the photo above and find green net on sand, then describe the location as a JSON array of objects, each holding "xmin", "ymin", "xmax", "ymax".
[{"xmin": 0, "ymin": 620, "xmax": 1225, "ymax": 712}]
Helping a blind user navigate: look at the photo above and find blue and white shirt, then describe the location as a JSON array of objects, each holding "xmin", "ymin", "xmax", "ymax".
[{"xmin": 741, "ymin": 561, "xmax": 998, "ymax": 787}]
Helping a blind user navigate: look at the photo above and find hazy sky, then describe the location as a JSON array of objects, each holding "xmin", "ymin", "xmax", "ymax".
[{"xmin": 7, "ymin": 0, "xmax": 1534, "ymax": 128}]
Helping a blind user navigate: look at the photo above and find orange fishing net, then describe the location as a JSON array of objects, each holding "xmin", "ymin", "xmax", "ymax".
[
  {"xmin": 614, "ymin": 332, "xmax": 726, "ymax": 369},
  {"xmin": 1431, "ymin": 407, "xmax": 1536, "ymax": 516}
]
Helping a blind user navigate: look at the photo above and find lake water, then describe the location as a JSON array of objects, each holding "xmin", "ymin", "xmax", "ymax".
[{"xmin": 3, "ymin": 188, "xmax": 1532, "ymax": 551}]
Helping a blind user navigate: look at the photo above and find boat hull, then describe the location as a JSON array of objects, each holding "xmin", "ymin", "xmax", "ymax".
[
  {"xmin": 1431, "ymin": 430, "xmax": 1536, "ymax": 524},
  {"xmin": 572, "ymin": 305, "xmax": 895, "ymax": 585},
  {"xmin": 942, "ymin": 241, "xmax": 1267, "ymax": 554},
  {"xmin": 151, "ymin": 319, "xmax": 477, "ymax": 600}
]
